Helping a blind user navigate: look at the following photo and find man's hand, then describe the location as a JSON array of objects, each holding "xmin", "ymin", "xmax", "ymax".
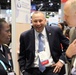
[
  {"xmin": 66, "ymin": 39, "xmax": 76, "ymax": 58},
  {"xmin": 52, "ymin": 60, "xmax": 64, "ymax": 73}
]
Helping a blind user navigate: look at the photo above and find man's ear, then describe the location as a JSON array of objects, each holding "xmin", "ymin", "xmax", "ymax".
[{"xmin": 45, "ymin": 19, "xmax": 48, "ymax": 25}]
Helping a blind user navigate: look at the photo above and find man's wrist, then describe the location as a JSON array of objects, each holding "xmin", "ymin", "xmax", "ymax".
[{"xmin": 59, "ymin": 59, "xmax": 65, "ymax": 64}]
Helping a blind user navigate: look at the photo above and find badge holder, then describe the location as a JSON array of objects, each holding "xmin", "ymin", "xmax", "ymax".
[
  {"xmin": 39, "ymin": 51, "xmax": 49, "ymax": 65},
  {"xmin": 7, "ymin": 71, "xmax": 16, "ymax": 75}
]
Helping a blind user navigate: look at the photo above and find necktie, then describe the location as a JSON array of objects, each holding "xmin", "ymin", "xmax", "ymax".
[{"xmin": 38, "ymin": 33, "xmax": 46, "ymax": 72}]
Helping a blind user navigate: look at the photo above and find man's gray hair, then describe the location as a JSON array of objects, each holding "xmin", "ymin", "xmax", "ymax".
[
  {"xmin": 70, "ymin": 0, "xmax": 76, "ymax": 11},
  {"xmin": 64, "ymin": 0, "xmax": 76, "ymax": 15}
]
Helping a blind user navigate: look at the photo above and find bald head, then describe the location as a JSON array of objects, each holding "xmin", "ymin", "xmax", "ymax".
[
  {"xmin": 31, "ymin": 11, "xmax": 47, "ymax": 33},
  {"xmin": 64, "ymin": 0, "xmax": 76, "ymax": 27},
  {"xmin": 32, "ymin": 11, "xmax": 46, "ymax": 19},
  {"xmin": 64, "ymin": 0, "xmax": 76, "ymax": 14}
]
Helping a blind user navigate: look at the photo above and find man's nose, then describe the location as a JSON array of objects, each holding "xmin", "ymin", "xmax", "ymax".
[{"xmin": 36, "ymin": 21, "xmax": 41, "ymax": 25}]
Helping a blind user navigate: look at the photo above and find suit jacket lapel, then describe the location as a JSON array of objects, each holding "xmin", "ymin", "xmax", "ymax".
[
  {"xmin": 3, "ymin": 46, "xmax": 9, "ymax": 60},
  {"xmin": 45, "ymin": 26, "xmax": 53, "ymax": 51},
  {"xmin": 0, "ymin": 51, "xmax": 9, "ymax": 65},
  {"xmin": 0, "ymin": 45, "xmax": 10, "ymax": 66}
]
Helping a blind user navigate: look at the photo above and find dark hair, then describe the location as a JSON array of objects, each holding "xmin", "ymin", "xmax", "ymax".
[
  {"xmin": 63, "ymin": 21, "xmax": 68, "ymax": 26},
  {"xmin": 59, "ymin": 22, "xmax": 64, "ymax": 31},
  {"xmin": 65, "ymin": 29, "xmax": 70, "ymax": 38},
  {"xmin": 0, "ymin": 18, "xmax": 7, "ymax": 31}
]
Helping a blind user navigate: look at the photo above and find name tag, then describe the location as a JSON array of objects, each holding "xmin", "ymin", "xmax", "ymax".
[
  {"xmin": 41, "ymin": 60, "xmax": 49, "ymax": 65},
  {"xmin": 7, "ymin": 72, "xmax": 15, "ymax": 75},
  {"xmin": 39, "ymin": 51, "xmax": 49, "ymax": 65}
]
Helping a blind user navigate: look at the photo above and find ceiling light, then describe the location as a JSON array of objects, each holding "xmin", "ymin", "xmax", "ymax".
[
  {"xmin": 49, "ymin": 0, "xmax": 51, "ymax": 2},
  {"xmin": 57, "ymin": 3, "xmax": 59, "ymax": 5},
  {"xmin": 40, "ymin": 3, "xmax": 43, "ymax": 6},
  {"xmin": 49, "ymin": 3, "xmax": 53, "ymax": 6},
  {"xmin": 7, "ymin": 0, "xmax": 10, "ymax": 3}
]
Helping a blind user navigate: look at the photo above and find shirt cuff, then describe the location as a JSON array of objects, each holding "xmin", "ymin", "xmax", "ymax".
[
  {"xmin": 59, "ymin": 59, "xmax": 65, "ymax": 64},
  {"xmin": 22, "ymin": 70, "xmax": 25, "ymax": 74}
]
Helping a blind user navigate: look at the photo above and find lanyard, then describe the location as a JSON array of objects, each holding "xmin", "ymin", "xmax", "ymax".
[
  {"xmin": 0, "ymin": 60, "xmax": 7, "ymax": 70},
  {"xmin": 9, "ymin": 61, "xmax": 11, "ymax": 66}
]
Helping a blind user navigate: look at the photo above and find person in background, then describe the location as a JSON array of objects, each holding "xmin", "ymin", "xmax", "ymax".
[
  {"xmin": 64, "ymin": 28, "xmax": 70, "ymax": 40},
  {"xmin": 58, "ymin": 23, "xmax": 65, "ymax": 33},
  {"xmin": 0, "ymin": 18, "xmax": 15, "ymax": 75},
  {"xmin": 58, "ymin": 23, "xmax": 69, "ymax": 51},
  {"xmin": 64, "ymin": 28, "xmax": 70, "ymax": 75},
  {"xmin": 18, "ymin": 11, "xmax": 69, "ymax": 75},
  {"xmin": 58, "ymin": 23, "xmax": 65, "ymax": 51},
  {"xmin": 64, "ymin": 0, "xmax": 76, "ymax": 74}
]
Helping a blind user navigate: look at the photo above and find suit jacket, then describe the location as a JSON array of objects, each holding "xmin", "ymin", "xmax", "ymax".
[
  {"xmin": 18, "ymin": 25, "xmax": 69, "ymax": 74},
  {"xmin": 0, "ymin": 45, "xmax": 13, "ymax": 75},
  {"xmin": 65, "ymin": 27, "xmax": 76, "ymax": 75},
  {"xmin": 69, "ymin": 27, "xmax": 76, "ymax": 44},
  {"xmin": 69, "ymin": 27, "xmax": 76, "ymax": 65}
]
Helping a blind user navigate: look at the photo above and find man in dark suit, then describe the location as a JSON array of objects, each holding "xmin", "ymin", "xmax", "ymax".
[
  {"xmin": 18, "ymin": 11, "xmax": 69, "ymax": 75},
  {"xmin": 0, "ymin": 18, "xmax": 14, "ymax": 75}
]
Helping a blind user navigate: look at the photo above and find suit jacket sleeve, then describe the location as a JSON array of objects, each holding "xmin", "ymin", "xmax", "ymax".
[
  {"xmin": 50, "ymin": 26, "xmax": 69, "ymax": 62},
  {"xmin": 57, "ymin": 27, "xmax": 69, "ymax": 62},
  {"xmin": 18, "ymin": 31, "xmax": 28, "ymax": 72}
]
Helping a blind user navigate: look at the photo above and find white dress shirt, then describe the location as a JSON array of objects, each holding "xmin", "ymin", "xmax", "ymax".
[{"xmin": 33, "ymin": 28, "xmax": 55, "ymax": 67}]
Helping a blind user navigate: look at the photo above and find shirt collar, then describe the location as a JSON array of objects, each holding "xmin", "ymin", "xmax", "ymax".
[
  {"xmin": 0, "ymin": 45, "xmax": 3, "ymax": 51},
  {"xmin": 35, "ymin": 27, "xmax": 46, "ymax": 38}
]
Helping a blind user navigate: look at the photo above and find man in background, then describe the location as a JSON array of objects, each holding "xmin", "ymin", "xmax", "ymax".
[
  {"xmin": 64, "ymin": 0, "xmax": 76, "ymax": 74},
  {"xmin": 64, "ymin": 0, "xmax": 76, "ymax": 59},
  {"xmin": 18, "ymin": 11, "xmax": 69, "ymax": 75}
]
